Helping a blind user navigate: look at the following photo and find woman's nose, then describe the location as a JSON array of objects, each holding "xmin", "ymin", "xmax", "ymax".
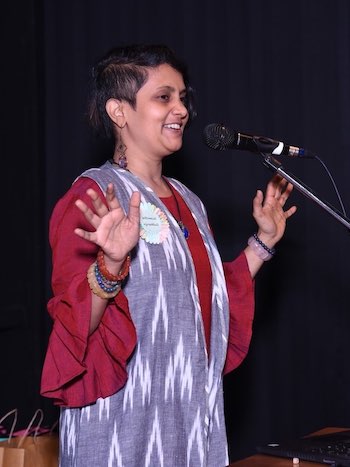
[{"xmin": 172, "ymin": 99, "xmax": 188, "ymax": 118}]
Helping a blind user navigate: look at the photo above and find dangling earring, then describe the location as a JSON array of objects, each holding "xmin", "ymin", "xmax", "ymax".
[
  {"xmin": 115, "ymin": 125, "xmax": 128, "ymax": 169},
  {"xmin": 116, "ymin": 140, "xmax": 128, "ymax": 169}
]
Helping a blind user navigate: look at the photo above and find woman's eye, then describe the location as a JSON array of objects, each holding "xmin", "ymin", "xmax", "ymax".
[{"xmin": 158, "ymin": 94, "xmax": 170, "ymax": 101}]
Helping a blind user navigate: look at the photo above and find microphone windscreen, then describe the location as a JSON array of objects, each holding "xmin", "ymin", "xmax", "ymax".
[{"xmin": 203, "ymin": 123, "xmax": 236, "ymax": 150}]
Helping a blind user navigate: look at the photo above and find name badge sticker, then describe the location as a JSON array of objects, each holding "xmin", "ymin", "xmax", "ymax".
[{"xmin": 140, "ymin": 202, "xmax": 170, "ymax": 244}]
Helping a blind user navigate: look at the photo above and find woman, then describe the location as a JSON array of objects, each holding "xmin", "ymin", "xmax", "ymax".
[{"xmin": 41, "ymin": 44, "xmax": 296, "ymax": 467}]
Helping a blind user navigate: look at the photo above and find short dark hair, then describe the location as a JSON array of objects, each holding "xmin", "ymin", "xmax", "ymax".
[{"xmin": 88, "ymin": 44, "xmax": 197, "ymax": 140}]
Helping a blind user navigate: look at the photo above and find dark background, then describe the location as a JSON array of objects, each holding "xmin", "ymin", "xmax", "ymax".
[{"xmin": 2, "ymin": 0, "xmax": 350, "ymax": 462}]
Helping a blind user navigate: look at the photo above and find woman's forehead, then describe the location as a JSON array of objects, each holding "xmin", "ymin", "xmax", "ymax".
[{"xmin": 140, "ymin": 64, "xmax": 186, "ymax": 91}]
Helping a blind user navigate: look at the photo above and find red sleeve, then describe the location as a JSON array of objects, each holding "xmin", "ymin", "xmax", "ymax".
[
  {"xmin": 40, "ymin": 177, "xmax": 137, "ymax": 407},
  {"xmin": 223, "ymin": 251, "xmax": 255, "ymax": 375}
]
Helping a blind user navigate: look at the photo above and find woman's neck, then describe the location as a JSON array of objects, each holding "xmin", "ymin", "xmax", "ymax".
[{"xmin": 117, "ymin": 157, "xmax": 171, "ymax": 197}]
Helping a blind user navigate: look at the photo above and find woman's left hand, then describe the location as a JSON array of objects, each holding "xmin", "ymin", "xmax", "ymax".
[{"xmin": 252, "ymin": 174, "xmax": 297, "ymax": 249}]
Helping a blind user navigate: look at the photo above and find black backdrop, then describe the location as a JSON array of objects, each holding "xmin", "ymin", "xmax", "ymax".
[{"xmin": 3, "ymin": 0, "xmax": 350, "ymax": 462}]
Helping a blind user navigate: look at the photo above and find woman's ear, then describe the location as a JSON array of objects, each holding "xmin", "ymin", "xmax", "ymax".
[{"xmin": 105, "ymin": 98, "xmax": 126, "ymax": 128}]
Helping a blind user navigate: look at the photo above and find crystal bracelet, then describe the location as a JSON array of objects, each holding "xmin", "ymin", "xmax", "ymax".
[
  {"xmin": 248, "ymin": 235, "xmax": 275, "ymax": 261},
  {"xmin": 253, "ymin": 233, "xmax": 276, "ymax": 256}
]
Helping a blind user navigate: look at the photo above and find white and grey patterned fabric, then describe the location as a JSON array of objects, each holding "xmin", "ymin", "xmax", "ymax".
[{"xmin": 59, "ymin": 161, "xmax": 230, "ymax": 467}]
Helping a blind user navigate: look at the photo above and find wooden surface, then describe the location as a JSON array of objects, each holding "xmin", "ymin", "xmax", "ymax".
[
  {"xmin": 228, "ymin": 427, "xmax": 349, "ymax": 466},
  {"xmin": 229, "ymin": 453, "xmax": 324, "ymax": 466}
]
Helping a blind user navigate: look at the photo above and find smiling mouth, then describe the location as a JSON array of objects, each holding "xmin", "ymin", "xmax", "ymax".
[{"xmin": 163, "ymin": 123, "xmax": 182, "ymax": 130}]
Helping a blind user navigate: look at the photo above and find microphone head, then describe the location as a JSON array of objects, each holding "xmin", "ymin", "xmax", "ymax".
[{"xmin": 203, "ymin": 123, "xmax": 236, "ymax": 150}]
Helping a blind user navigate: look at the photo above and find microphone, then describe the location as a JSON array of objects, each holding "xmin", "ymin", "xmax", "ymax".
[{"xmin": 203, "ymin": 123, "xmax": 315, "ymax": 158}]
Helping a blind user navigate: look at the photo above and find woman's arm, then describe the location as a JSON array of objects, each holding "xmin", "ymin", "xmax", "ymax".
[{"xmin": 245, "ymin": 174, "xmax": 297, "ymax": 278}]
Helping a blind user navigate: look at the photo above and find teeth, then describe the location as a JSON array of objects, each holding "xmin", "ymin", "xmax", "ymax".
[{"xmin": 164, "ymin": 123, "xmax": 181, "ymax": 129}]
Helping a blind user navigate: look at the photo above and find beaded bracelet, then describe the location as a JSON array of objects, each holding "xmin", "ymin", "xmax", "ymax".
[
  {"xmin": 94, "ymin": 263, "xmax": 120, "ymax": 293},
  {"xmin": 97, "ymin": 250, "xmax": 131, "ymax": 282},
  {"xmin": 87, "ymin": 262, "xmax": 121, "ymax": 299},
  {"xmin": 248, "ymin": 234, "xmax": 276, "ymax": 261},
  {"xmin": 253, "ymin": 233, "xmax": 276, "ymax": 256}
]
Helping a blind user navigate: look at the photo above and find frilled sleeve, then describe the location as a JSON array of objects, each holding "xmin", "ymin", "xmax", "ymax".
[
  {"xmin": 223, "ymin": 251, "xmax": 255, "ymax": 375},
  {"xmin": 40, "ymin": 177, "xmax": 137, "ymax": 408}
]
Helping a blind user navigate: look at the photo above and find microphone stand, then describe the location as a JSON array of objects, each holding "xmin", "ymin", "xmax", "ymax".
[{"xmin": 262, "ymin": 154, "xmax": 350, "ymax": 231}]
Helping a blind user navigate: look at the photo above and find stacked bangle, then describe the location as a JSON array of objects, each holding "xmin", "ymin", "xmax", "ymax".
[
  {"xmin": 87, "ymin": 262, "xmax": 121, "ymax": 299},
  {"xmin": 94, "ymin": 263, "xmax": 120, "ymax": 293},
  {"xmin": 87, "ymin": 252, "xmax": 131, "ymax": 300},
  {"xmin": 248, "ymin": 233, "xmax": 276, "ymax": 261},
  {"xmin": 97, "ymin": 250, "xmax": 131, "ymax": 281}
]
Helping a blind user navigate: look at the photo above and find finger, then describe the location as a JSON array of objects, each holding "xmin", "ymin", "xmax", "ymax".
[
  {"xmin": 75, "ymin": 199, "xmax": 102, "ymax": 229},
  {"xmin": 105, "ymin": 183, "xmax": 123, "ymax": 211},
  {"xmin": 252, "ymin": 189, "xmax": 263, "ymax": 215},
  {"xmin": 278, "ymin": 176, "xmax": 288, "ymax": 191},
  {"xmin": 273, "ymin": 177, "xmax": 289, "ymax": 199},
  {"xmin": 284, "ymin": 205, "xmax": 297, "ymax": 219},
  {"xmin": 106, "ymin": 183, "xmax": 115, "ymax": 199},
  {"xmin": 265, "ymin": 175, "xmax": 283, "ymax": 199},
  {"xmin": 74, "ymin": 227, "xmax": 97, "ymax": 243},
  {"xmin": 283, "ymin": 182, "xmax": 294, "ymax": 196},
  {"xmin": 127, "ymin": 191, "xmax": 141, "ymax": 223},
  {"xmin": 264, "ymin": 181, "xmax": 276, "ymax": 199},
  {"xmin": 279, "ymin": 182, "xmax": 294, "ymax": 205},
  {"xmin": 268, "ymin": 173, "xmax": 283, "ymax": 183},
  {"xmin": 86, "ymin": 189, "xmax": 109, "ymax": 216}
]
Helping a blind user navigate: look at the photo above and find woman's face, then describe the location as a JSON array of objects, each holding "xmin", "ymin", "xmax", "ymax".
[{"xmin": 122, "ymin": 63, "xmax": 189, "ymax": 161}]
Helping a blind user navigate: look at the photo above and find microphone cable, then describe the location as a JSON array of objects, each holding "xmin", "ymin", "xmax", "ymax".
[{"xmin": 257, "ymin": 144, "xmax": 348, "ymax": 220}]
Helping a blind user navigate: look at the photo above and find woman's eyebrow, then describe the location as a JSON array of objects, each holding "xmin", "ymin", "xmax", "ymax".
[{"xmin": 156, "ymin": 85, "xmax": 187, "ymax": 94}]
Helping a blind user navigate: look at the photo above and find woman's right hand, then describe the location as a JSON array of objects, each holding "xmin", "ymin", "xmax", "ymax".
[{"xmin": 74, "ymin": 182, "xmax": 140, "ymax": 271}]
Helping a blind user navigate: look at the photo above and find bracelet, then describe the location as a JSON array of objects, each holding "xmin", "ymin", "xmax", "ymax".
[
  {"xmin": 97, "ymin": 250, "xmax": 131, "ymax": 282},
  {"xmin": 253, "ymin": 233, "xmax": 276, "ymax": 256},
  {"xmin": 87, "ymin": 262, "xmax": 121, "ymax": 299},
  {"xmin": 248, "ymin": 234, "xmax": 275, "ymax": 261},
  {"xmin": 94, "ymin": 264, "xmax": 120, "ymax": 293}
]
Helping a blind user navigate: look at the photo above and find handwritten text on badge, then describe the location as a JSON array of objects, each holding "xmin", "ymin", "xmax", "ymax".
[{"xmin": 140, "ymin": 202, "xmax": 170, "ymax": 244}]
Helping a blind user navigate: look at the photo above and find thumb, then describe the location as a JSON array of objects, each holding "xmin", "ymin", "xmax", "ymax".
[{"xmin": 128, "ymin": 191, "xmax": 141, "ymax": 222}]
